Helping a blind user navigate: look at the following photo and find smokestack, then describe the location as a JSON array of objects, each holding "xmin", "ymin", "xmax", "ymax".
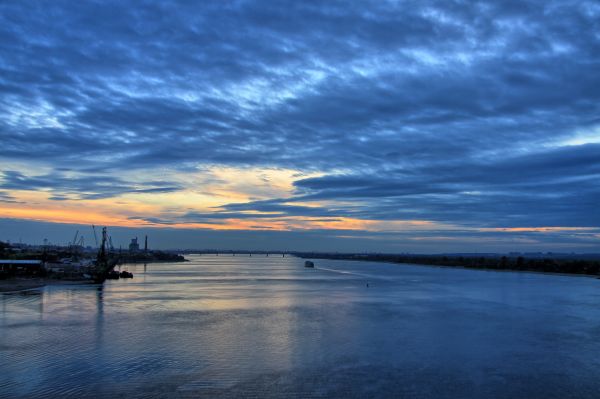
[{"xmin": 144, "ymin": 235, "xmax": 148, "ymax": 252}]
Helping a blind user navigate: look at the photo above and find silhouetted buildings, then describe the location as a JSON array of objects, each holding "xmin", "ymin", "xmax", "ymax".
[
  {"xmin": 129, "ymin": 237, "xmax": 140, "ymax": 252},
  {"xmin": 129, "ymin": 236, "xmax": 149, "ymax": 253},
  {"xmin": 0, "ymin": 259, "xmax": 43, "ymax": 278}
]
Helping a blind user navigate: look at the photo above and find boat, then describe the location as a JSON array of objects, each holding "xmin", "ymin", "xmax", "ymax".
[
  {"xmin": 91, "ymin": 227, "xmax": 120, "ymax": 283},
  {"xmin": 304, "ymin": 261, "xmax": 314, "ymax": 268},
  {"xmin": 119, "ymin": 270, "xmax": 133, "ymax": 278}
]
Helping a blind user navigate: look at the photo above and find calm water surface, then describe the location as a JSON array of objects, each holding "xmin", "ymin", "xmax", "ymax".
[{"xmin": 2, "ymin": 255, "xmax": 600, "ymax": 398}]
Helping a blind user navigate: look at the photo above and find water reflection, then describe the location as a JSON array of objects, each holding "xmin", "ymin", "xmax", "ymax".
[
  {"xmin": 2, "ymin": 256, "xmax": 600, "ymax": 398},
  {"xmin": 95, "ymin": 286, "xmax": 104, "ymax": 349}
]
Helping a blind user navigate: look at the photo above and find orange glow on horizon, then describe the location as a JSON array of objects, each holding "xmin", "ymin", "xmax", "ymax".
[{"xmin": 2, "ymin": 172, "xmax": 596, "ymax": 236}]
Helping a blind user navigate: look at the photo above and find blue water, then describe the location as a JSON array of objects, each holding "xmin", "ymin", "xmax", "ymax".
[{"xmin": 2, "ymin": 255, "xmax": 600, "ymax": 398}]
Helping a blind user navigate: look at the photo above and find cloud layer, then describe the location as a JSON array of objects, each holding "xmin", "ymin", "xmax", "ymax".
[{"xmin": 1, "ymin": 1, "xmax": 599, "ymax": 250}]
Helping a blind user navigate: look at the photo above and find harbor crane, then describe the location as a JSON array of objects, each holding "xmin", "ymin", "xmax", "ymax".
[{"xmin": 92, "ymin": 225, "xmax": 99, "ymax": 248}]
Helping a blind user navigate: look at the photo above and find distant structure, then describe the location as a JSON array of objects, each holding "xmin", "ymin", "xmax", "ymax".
[
  {"xmin": 129, "ymin": 237, "xmax": 140, "ymax": 252},
  {"xmin": 144, "ymin": 235, "xmax": 148, "ymax": 252}
]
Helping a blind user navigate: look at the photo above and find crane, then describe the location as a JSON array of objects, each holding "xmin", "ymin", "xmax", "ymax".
[{"xmin": 92, "ymin": 225, "xmax": 99, "ymax": 248}]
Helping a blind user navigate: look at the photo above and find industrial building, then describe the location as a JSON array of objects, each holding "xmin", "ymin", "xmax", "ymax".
[
  {"xmin": 0, "ymin": 259, "xmax": 43, "ymax": 278},
  {"xmin": 129, "ymin": 238, "xmax": 140, "ymax": 252}
]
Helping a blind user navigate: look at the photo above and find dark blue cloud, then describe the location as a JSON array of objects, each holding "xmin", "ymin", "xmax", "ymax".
[
  {"xmin": 0, "ymin": 171, "xmax": 181, "ymax": 200},
  {"xmin": 2, "ymin": 0, "xmax": 599, "ymax": 168}
]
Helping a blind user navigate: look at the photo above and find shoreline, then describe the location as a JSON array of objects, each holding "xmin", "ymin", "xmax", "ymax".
[
  {"xmin": 301, "ymin": 255, "xmax": 600, "ymax": 279},
  {"xmin": 0, "ymin": 257, "xmax": 187, "ymax": 293}
]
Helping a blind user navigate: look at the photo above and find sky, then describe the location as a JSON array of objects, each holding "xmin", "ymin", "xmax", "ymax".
[{"xmin": 0, "ymin": 0, "xmax": 599, "ymax": 252}]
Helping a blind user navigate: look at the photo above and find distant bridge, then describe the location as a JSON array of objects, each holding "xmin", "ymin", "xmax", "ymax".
[{"xmin": 177, "ymin": 250, "xmax": 290, "ymax": 257}]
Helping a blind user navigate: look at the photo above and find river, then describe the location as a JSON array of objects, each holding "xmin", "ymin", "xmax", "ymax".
[{"xmin": 2, "ymin": 255, "xmax": 600, "ymax": 398}]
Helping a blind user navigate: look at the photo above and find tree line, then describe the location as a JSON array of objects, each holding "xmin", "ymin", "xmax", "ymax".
[{"xmin": 293, "ymin": 253, "xmax": 600, "ymax": 276}]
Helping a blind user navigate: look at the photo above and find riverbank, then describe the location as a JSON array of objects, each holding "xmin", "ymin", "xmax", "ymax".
[{"xmin": 293, "ymin": 252, "xmax": 600, "ymax": 277}]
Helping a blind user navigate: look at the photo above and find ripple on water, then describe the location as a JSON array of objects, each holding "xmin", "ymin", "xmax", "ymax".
[{"xmin": 3, "ymin": 255, "xmax": 600, "ymax": 398}]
